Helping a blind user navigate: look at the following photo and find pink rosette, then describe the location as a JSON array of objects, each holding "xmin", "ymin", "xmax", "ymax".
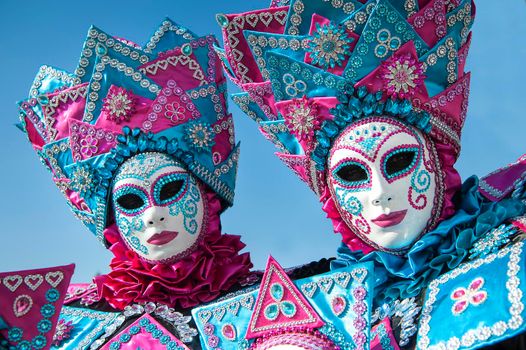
[{"xmin": 94, "ymin": 189, "xmax": 252, "ymax": 310}]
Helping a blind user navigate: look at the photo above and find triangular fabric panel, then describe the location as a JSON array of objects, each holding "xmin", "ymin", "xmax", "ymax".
[
  {"xmin": 245, "ymin": 256, "xmax": 324, "ymax": 339},
  {"xmin": 101, "ymin": 314, "xmax": 189, "ymax": 349},
  {"xmin": 0, "ymin": 264, "xmax": 75, "ymax": 349}
]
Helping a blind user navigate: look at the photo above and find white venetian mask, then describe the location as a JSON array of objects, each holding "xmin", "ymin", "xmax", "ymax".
[
  {"xmin": 327, "ymin": 117, "xmax": 438, "ymax": 252},
  {"xmin": 111, "ymin": 152, "xmax": 207, "ymax": 262}
]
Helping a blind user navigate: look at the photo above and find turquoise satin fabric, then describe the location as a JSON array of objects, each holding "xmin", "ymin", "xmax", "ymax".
[
  {"xmin": 415, "ymin": 241, "xmax": 526, "ymax": 349},
  {"xmin": 51, "ymin": 306, "xmax": 121, "ymax": 349},
  {"xmin": 331, "ymin": 176, "xmax": 526, "ymax": 303}
]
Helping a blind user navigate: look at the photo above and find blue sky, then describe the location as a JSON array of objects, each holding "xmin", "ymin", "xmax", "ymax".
[{"xmin": 0, "ymin": 1, "xmax": 524, "ymax": 282}]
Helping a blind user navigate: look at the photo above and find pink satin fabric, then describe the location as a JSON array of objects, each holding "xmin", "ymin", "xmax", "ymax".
[{"xmin": 100, "ymin": 314, "xmax": 189, "ymax": 349}]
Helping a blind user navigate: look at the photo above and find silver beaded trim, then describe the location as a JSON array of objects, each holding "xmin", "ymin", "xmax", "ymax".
[
  {"xmin": 84, "ymin": 56, "xmax": 160, "ymax": 122},
  {"xmin": 417, "ymin": 241, "xmax": 525, "ymax": 350},
  {"xmin": 223, "ymin": 9, "xmax": 288, "ymax": 84},
  {"xmin": 143, "ymin": 20, "xmax": 195, "ymax": 54},
  {"xmin": 232, "ymin": 93, "xmax": 263, "ymax": 124},
  {"xmin": 42, "ymin": 139, "xmax": 70, "ymax": 179},
  {"xmin": 287, "ymin": 0, "xmax": 356, "ymax": 36},
  {"xmin": 191, "ymin": 162, "xmax": 234, "ymax": 205},
  {"xmin": 188, "ymin": 85, "xmax": 226, "ymax": 120},
  {"xmin": 249, "ymin": 263, "xmax": 319, "ymax": 333},
  {"xmin": 246, "ymin": 33, "xmax": 310, "ymax": 81},
  {"xmin": 59, "ymin": 306, "xmax": 123, "ymax": 350},
  {"xmin": 260, "ymin": 121, "xmax": 290, "ymax": 154},
  {"xmin": 214, "ymin": 145, "xmax": 240, "ymax": 177},
  {"xmin": 75, "ymin": 26, "xmax": 149, "ymax": 81},
  {"xmin": 30, "ymin": 65, "xmax": 80, "ymax": 98},
  {"xmin": 139, "ymin": 53, "xmax": 206, "ymax": 85},
  {"xmin": 43, "ymin": 84, "xmax": 88, "ymax": 141}
]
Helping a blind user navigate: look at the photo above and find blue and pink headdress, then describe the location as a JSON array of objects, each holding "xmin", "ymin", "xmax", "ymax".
[
  {"xmin": 215, "ymin": 0, "xmax": 474, "ymax": 254},
  {"xmin": 18, "ymin": 20, "xmax": 252, "ymax": 309}
]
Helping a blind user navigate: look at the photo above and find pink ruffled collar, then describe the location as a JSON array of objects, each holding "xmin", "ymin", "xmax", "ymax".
[{"xmin": 94, "ymin": 190, "xmax": 252, "ymax": 310}]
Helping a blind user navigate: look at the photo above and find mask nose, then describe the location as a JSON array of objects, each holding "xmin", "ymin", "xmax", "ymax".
[
  {"xmin": 143, "ymin": 207, "xmax": 166, "ymax": 228},
  {"xmin": 370, "ymin": 175, "xmax": 393, "ymax": 207},
  {"xmin": 371, "ymin": 194, "xmax": 393, "ymax": 206}
]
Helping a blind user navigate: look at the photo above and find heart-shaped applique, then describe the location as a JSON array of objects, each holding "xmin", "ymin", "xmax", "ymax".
[
  {"xmin": 157, "ymin": 59, "xmax": 171, "ymax": 71},
  {"xmin": 45, "ymin": 271, "xmax": 64, "ymax": 288},
  {"xmin": 213, "ymin": 307, "xmax": 226, "ymax": 321},
  {"xmin": 188, "ymin": 60, "xmax": 200, "ymax": 70},
  {"xmin": 232, "ymin": 16, "xmax": 246, "ymax": 29},
  {"xmin": 14, "ymin": 294, "xmax": 33, "ymax": 317},
  {"xmin": 24, "ymin": 274, "xmax": 43, "ymax": 291},
  {"xmin": 351, "ymin": 268, "xmax": 368, "ymax": 284},
  {"xmin": 166, "ymin": 56, "xmax": 181, "ymax": 68},
  {"xmin": 300, "ymin": 282, "xmax": 318, "ymax": 298},
  {"xmin": 240, "ymin": 295, "xmax": 254, "ymax": 310},
  {"xmin": 259, "ymin": 12, "xmax": 273, "ymax": 27},
  {"xmin": 318, "ymin": 277, "xmax": 334, "ymax": 293},
  {"xmin": 245, "ymin": 13, "xmax": 259, "ymax": 27},
  {"xmin": 3, "ymin": 275, "xmax": 23, "ymax": 292},
  {"xmin": 274, "ymin": 11, "xmax": 288, "ymax": 25},
  {"xmin": 227, "ymin": 301, "xmax": 240, "ymax": 316},
  {"xmin": 231, "ymin": 48, "xmax": 243, "ymax": 61},
  {"xmin": 333, "ymin": 272, "xmax": 351, "ymax": 289},
  {"xmin": 237, "ymin": 63, "xmax": 250, "ymax": 77},
  {"xmin": 198, "ymin": 310, "xmax": 212, "ymax": 323}
]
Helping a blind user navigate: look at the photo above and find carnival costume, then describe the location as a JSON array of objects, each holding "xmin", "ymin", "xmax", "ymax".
[
  {"xmin": 3, "ymin": 20, "xmax": 254, "ymax": 349},
  {"xmin": 192, "ymin": 0, "xmax": 526, "ymax": 349}
]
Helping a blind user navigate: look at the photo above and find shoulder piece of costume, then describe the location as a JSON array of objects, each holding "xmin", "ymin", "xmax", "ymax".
[
  {"xmin": 16, "ymin": 18, "xmax": 256, "ymax": 349},
  {"xmin": 192, "ymin": 256, "xmax": 375, "ymax": 350}
]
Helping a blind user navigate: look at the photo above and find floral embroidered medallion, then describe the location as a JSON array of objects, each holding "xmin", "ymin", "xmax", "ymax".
[
  {"xmin": 450, "ymin": 277, "xmax": 488, "ymax": 315},
  {"xmin": 70, "ymin": 165, "xmax": 94, "ymax": 196},
  {"xmin": 284, "ymin": 97, "xmax": 320, "ymax": 146},
  {"xmin": 79, "ymin": 134, "xmax": 98, "ymax": 158},
  {"xmin": 102, "ymin": 87, "xmax": 136, "ymax": 123},
  {"xmin": 380, "ymin": 54, "xmax": 425, "ymax": 98},
  {"xmin": 164, "ymin": 101, "xmax": 186, "ymax": 123},
  {"xmin": 185, "ymin": 121, "xmax": 215, "ymax": 152},
  {"xmin": 307, "ymin": 23, "xmax": 353, "ymax": 69}
]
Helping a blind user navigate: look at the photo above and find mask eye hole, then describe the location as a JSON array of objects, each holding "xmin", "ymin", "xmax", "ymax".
[
  {"xmin": 384, "ymin": 148, "xmax": 418, "ymax": 180},
  {"xmin": 333, "ymin": 161, "xmax": 370, "ymax": 188},
  {"xmin": 113, "ymin": 187, "xmax": 148, "ymax": 215},
  {"xmin": 117, "ymin": 194, "xmax": 144, "ymax": 210},
  {"xmin": 159, "ymin": 180, "xmax": 185, "ymax": 202},
  {"xmin": 153, "ymin": 173, "xmax": 188, "ymax": 206}
]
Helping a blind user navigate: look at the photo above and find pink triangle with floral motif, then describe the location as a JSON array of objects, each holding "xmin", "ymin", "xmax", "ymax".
[
  {"xmin": 69, "ymin": 120, "xmax": 119, "ymax": 161},
  {"xmin": 245, "ymin": 256, "xmax": 324, "ymax": 340}
]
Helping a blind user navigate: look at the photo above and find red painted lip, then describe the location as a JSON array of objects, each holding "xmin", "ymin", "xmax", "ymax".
[
  {"xmin": 371, "ymin": 210, "xmax": 408, "ymax": 228},
  {"xmin": 147, "ymin": 231, "xmax": 178, "ymax": 245}
]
